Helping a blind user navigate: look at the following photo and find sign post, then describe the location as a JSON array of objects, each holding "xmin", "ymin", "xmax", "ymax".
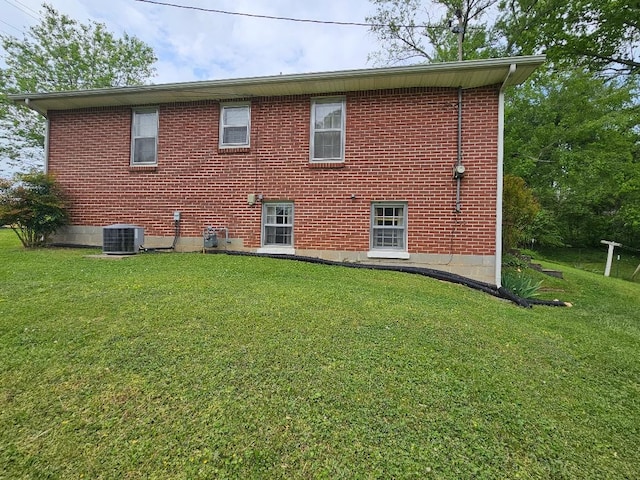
[{"xmin": 600, "ymin": 240, "xmax": 622, "ymax": 277}]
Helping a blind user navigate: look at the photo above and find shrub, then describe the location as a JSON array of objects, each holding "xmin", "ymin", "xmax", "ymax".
[
  {"xmin": 0, "ymin": 172, "xmax": 68, "ymax": 248},
  {"xmin": 501, "ymin": 269, "xmax": 542, "ymax": 299},
  {"xmin": 503, "ymin": 174, "xmax": 540, "ymax": 251},
  {"xmin": 502, "ymin": 253, "xmax": 531, "ymax": 270}
]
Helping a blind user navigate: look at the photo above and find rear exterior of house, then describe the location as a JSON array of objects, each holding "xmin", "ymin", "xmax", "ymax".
[{"xmin": 11, "ymin": 56, "xmax": 544, "ymax": 285}]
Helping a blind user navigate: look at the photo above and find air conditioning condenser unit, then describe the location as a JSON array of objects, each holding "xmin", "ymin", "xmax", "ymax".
[{"xmin": 102, "ymin": 224, "xmax": 144, "ymax": 254}]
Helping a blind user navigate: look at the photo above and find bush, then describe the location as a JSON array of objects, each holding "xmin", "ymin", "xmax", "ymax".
[
  {"xmin": 503, "ymin": 175, "xmax": 540, "ymax": 251},
  {"xmin": 0, "ymin": 172, "xmax": 68, "ymax": 247},
  {"xmin": 502, "ymin": 253, "xmax": 531, "ymax": 270},
  {"xmin": 501, "ymin": 269, "xmax": 542, "ymax": 299}
]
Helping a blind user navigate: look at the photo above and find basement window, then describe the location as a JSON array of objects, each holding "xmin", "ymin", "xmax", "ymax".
[
  {"xmin": 131, "ymin": 108, "xmax": 158, "ymax": 165},
  {"xmin": 258, "ymin": 202, "xmax": 295, "ymax": 255},
  {"xmin": 368, "ymin": 202, "xmax": 410, "ymax": 259}
]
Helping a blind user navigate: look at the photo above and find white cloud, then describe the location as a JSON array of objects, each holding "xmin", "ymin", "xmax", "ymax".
[{"xmin": 2, "ymin": 0, "xmax": 377, "ymax": 84}]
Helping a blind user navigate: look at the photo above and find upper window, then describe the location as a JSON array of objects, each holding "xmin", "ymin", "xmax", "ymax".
[
  {"xmin": 310, "ymin": 98, "xmax": 345, "ymax": 162},
  {"xmin": 131, "ymin": 108, "xmax": 158, "ymax": 165},
  {"xmin": 262, "ymin": 203, "xmax": 294, "ymax": 247},
  {"xmin": 220, "ymin": 104, "xmax": 250, "ymax": 148},
  {"xmin": 370, "ymin": 203, "xmax": 407, "ymax": 251}
]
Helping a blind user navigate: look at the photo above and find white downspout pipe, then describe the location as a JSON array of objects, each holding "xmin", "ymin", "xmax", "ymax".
[
  {"xmin": 496, "ymin": 64, "xmax": 517, "ymax": 287},
  {"xmin": 24, "ymin": 98, "xmax": 49, "ymax": 173},
  {"xmin": 43, "ymin": 118, "xmax": 50, "ymax": 173}
]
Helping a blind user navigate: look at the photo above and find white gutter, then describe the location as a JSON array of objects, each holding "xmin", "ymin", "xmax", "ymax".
[{"xmin": 495, "ymin": 64, "xmax": 517, "ymax": 287}]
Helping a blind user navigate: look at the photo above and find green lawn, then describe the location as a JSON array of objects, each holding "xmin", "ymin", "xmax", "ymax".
[{"xmin": 1, "ymin": 228, "xmax": 639, "ymax": 479}]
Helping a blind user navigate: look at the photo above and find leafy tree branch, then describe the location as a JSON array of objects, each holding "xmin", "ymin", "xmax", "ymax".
[{"xmin": 0, "ymin": 3, "xmax": 157, "ymax": 174}]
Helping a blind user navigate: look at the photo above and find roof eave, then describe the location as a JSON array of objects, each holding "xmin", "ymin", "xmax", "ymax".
[{"xmin": 9, "ymin": 55, "xmax": 545, "ymax": 114}]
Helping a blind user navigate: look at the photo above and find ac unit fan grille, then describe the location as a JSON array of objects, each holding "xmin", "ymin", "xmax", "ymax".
[{"xmin": 103, "ymin": 225, "xmax": 144, "ymax": 254}]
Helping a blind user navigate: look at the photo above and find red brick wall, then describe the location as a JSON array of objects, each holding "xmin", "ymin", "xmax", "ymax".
[{"xmin": 47, "ymin": 86, "xmax": 499, "ymax": 255}]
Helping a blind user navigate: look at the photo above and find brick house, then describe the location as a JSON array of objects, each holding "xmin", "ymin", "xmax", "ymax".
[{"xmin": 11, "ymin": 56, "xmax": 544, "ymax": 285}]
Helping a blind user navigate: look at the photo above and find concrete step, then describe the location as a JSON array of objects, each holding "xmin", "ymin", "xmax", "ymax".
[
  {"xmin": 541, "ymin": 269, "xmax": 563, "ymax": 279},
  {"xmin": 526, "ymin": 261, "xmax": 563, "ymax": 279}
]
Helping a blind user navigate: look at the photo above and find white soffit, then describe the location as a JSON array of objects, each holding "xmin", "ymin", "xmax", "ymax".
[{"xmin": 10, "ymin": 55, "xmax": 545, "ymax": 113}]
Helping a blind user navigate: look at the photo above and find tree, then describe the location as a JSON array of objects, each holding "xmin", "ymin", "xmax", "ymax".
[
  {"xmin": 0, "ymin": 172, "xmax": 68, "ymax": 248},
  {"xmin": 0, "ymin": 3, "xmax": 157, "ymax": 174},
  {"xmin": 367, "ymin": 0, "xmax": 502, "ymax": 64},
  {"xmin": 498, "ymin": 0, "xmax": 640, "ymax": 75},
  {"xmin": 368, "ymin": 0, "xmax": 640, "ymax": 74},
  {"xmin": 505, "ymin": 69, "xmax": 639, "ymax": 246}
]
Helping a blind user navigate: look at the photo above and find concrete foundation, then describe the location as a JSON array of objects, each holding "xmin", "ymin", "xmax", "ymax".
[{"xmin": 52, "ymin": 226, "xmax": 496, "ymax": 285}]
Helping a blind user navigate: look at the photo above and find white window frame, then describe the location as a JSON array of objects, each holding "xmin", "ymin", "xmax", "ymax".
[
  {"xmin": 368, "ymin": 202, "xmax": 410, "ymax": 259},
  {"xmin": 310, "ymin": 97, "xmax": 345, "ymax": 162},
  {"xmin": 258, "ymin": 202, "xmax": 295, "ymax": 255},
  {"xmin": 219, "ymin": 103, "xmax": 250, "ymax": 148},
  {"xmin": 131, "ymin": 107, "xmax": 158, "ymax": 165}
]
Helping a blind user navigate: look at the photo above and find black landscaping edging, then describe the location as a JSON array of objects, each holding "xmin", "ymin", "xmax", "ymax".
[{"xmin": 204, "ymin": 249, "xmax": 571, "ymax": 308}]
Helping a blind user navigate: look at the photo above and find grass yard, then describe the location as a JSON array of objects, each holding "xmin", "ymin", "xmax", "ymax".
[{"xmin": 1, "ymin": 228, "xmax": 639, "ymax": 479}]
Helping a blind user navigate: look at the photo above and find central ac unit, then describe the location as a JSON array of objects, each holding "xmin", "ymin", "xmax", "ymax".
[{"xmin": 103, "ymin": 224, "xmax": 144, "ymax": 254}]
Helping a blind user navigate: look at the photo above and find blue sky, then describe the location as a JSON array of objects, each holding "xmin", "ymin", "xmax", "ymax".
[{"xmin": 1, "ymin": 0, "xmax": 378, "ymax": 83}]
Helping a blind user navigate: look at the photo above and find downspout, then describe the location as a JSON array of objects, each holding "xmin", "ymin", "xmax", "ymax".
[
  {"xmin": 24, "ymin": 98, "xmax": 47, "ymax": 117},
  {"xmin": 24, "ymin": 98, "xmax": 49, "ymax": 173},
  {"xmin": 496, "ymin": 64, "xmax": 517, "ymax": 287},
  {"xmin": 43, "ymin": 118, "xmax": 50, "ymax": 173}
]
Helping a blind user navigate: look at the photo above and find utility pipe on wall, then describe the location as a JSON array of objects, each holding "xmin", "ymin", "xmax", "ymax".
[{"xmin": 455, "ymin": 87, "xmax": 463, "ymax": 213}]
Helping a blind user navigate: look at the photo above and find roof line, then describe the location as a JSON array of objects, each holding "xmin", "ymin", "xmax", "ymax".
[{"xmin": 9, "ymin": 55, "xmax": 545, "ymax": 101}]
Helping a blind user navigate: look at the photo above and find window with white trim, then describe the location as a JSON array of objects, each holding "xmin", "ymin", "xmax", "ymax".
[
  {"xmin": 310, "ymin": 98, "xmax": 345, "ymax": 162},
  {"xmin": 262, "ymin": 203, "xmax": 294, "ymax": 247},
  {"xmin": 370, "ymin": 203, "xmax": 407, "ymax": 251},
  {"xmin": 131, "ymin": 108, "xmax": 158, "ymax": 165},
  {"xmin": 220, "ymin": 104, "xmax": 250, "ymax": 147}
]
